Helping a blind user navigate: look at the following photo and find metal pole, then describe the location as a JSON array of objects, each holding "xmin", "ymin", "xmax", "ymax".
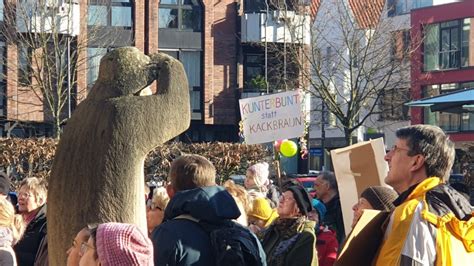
[
  {"xmin": 67, "ymin": 36, "xmax": 71, "ymax": 119},
  {"xmin": 321, "ymin": 102, "xmax": 326, "ymax": 170},
  {"xmin": 265, "ymin": 0, "xmax": 269, "ymax": 94}
]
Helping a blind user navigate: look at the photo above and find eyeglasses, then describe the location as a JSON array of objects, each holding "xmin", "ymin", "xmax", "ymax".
[
  {"xmin": 146, "ymin": 199, "xmax": 163, "ymax": 211},
  {"xmin": 279, "ymin": 194, "xmax": 295, "ymax": 202},
  {"xmin": 17, "ymin": 192, "xmax": 32, "ymax": 199},
  {"xmin": 313, "ymin": 180, "xmax": 327, "ymax": 188},
  {"xmin": 389, "ymin": 145, "xmax": 411, "ymax": 154},
  {"xmin": 80, "ymin": 242, "xmax": 94, "ymax": 256}
]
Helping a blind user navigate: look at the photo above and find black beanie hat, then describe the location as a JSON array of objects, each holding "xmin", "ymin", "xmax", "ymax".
[
  {"xmin": 286, "ymin": 185, "xmax": 313, "ymax": 216},
  {"xmin": 360, "ymin": 186, "xmax": 398, "ymax": 212},
  {"xmin": 0, "ymin": 172, "xmax": 10, "ymax": 195}
]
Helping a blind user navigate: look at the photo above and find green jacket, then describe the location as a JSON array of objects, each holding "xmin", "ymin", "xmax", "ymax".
[{"xmin": 261, "ymin": 218, "xmax": 318, "ymax": 266}]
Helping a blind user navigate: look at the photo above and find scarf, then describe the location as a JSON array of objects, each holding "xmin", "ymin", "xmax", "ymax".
[
  {"xmin": 268, "ymin": 217, "xmax": 307, "ymax": 266},
  {"xmin": 23, "ymin": 210, "xmax": 38, "ymax": 225}
]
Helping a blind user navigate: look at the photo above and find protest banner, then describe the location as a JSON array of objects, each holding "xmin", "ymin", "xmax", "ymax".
[
  {"xmin": 239, "ymin": 90, "xmax": 305, "ymax": 145},
  {"xmin": 330, "ymin": 138, "xmax": 389, "ymax": 236}
]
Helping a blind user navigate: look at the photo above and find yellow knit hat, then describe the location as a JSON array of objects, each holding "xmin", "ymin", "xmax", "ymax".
[{"xmin": 248, "ymin": 198, "xmax": 279, "ymax": 227}]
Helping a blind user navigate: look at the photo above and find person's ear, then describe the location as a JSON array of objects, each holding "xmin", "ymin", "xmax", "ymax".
[
  {"xmin": 166, "ymin": 183, "xmax": 176, "ymax": 198},
  {"xmin": 37, "ymin": 196, "xmax": 46, "ymax": 206},
  {"xmin": 324, "ymin": 181, "xmax": 330, "ymax": 190},
  {"xmin": 411, "ymin": 154, "xmax": 426, "ymax": 172},
  {"xmin": 292, "ymin": 203, "xmax": 302, "ymax": 217}
]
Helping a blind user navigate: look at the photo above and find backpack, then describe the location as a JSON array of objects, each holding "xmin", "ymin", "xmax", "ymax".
[{"xmin": 175, "ymin": 214, "xmax": 267, "ymax": 266}]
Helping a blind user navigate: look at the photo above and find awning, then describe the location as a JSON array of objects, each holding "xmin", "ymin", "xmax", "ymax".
[{"xmin": 406, "ymin": 88, "xmax": 474, "ymax": 114}]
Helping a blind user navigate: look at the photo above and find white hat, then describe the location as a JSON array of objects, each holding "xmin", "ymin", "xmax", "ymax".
[{"xmin": 248, "ymin": 162, "xmax": 270, "ymax": 188}]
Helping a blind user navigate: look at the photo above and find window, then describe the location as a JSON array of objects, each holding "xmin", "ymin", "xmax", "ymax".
[
  {"xmin": 88, "ymin": 0, "xmax": 133, "ymax": 28},
  {"xmin": 243, "ymin": 54, "xmax": 265, "ymax": 92},
  {"xmin": 159, "ymin": 0, "xmax": 202, "ymax": 31},
  {"xmin": 243, "ymin": 0, "xmax": 299, "ymax": 12},
  {"xmin": 440, "ymin": 20, "xmax": 460, "ymax": 69},
  {"xmin": 391, "ymin": 30, "xmax": 410, "ymax": 61},
  {"xmin": 243, "ymin": 49, "xmax": 300, "ymax": 93},
  {"xmin": 0, "ymin": 42, "xmax": 5, "ymax": 82},
  {"xmin": 87, "ymin": 48, "xmax": 108, "ymax": 87},
  {"xmin": 0, "ymin": 1, "xmax": 3, "ymax": 21},
  {"xmin": 159, "ymin": 1, "xmax": 203, "ymax": 120},
  {"xmin": 350, "ymin": 41, "xmax": 360, "ymax": 67},
  {"xmin": 461, "ymin": 18, "xmax": 471, "ymax": 67},
  {"xmin": 424, "ymin": 24, "xmax": 439, "ymax": 71},
  {"xmin": 325, "ymin": 82, "xmax": 337, "ymax": 127},
  {"xmin": 18, "ymin": 44, "xmax": 32, "ymax": 86},
  {"xmin": 161, "ymin": 50, "xmax": 202, "ymax": 118},
  {"xmin": 423, "ymin": 18, "xmax": 473, "ymax": 71},
  {"xmin": 388, "ymin": 0, "xmax": 432, "ymax": 17},
  {"xmin": 423, "ymin": 82, "xmax": 474, "ymax": 132},
  {"xmin": 380, "ymin": 87, "xmax": 409, "ymax": 121}
]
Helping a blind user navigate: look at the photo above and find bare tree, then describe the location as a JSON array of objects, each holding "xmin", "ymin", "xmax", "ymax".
[
  {"xmin": 1, "ymin": 0, "xmax": 120, "ymax": 138},
  {"xmin": 269, "ymin": 0, "xmax": 415, "ymax": 145}
]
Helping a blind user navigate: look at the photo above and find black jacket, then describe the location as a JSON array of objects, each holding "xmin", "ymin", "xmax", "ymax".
[
  {"xmin": 323, "ymin": 196, "xmax": 345, "ymax": 244},
  {"xmin": 152, "ymin": 186, "xmax": 242, "ymax": 266},
  {"xmin": 14, "ymin": 205, "xmax": 47, "ymax": 266}
]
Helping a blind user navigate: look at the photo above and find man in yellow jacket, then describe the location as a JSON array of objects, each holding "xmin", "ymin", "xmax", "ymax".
[{"xmin": 374, "ymin": 125, "xmax": 473, "ymax": 266}]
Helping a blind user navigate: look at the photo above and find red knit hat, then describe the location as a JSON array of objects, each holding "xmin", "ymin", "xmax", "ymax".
[{"xmin": 96, "ymin": 223, "xmax": 153, "ymax": 266}]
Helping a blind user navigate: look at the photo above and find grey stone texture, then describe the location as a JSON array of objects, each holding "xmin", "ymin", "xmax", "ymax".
[{"xmin": 47, "ymin": 47, "xmax": 190, "ymax": 265}]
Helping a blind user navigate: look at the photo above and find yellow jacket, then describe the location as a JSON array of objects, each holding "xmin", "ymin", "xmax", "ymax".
[{"xmin": 375, "ymin": 177, "xmax": 474, "ymax": 266}]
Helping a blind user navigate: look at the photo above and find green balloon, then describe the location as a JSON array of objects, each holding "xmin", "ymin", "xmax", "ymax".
[{"xmin": 280, "ymin": 140, "xmax": 298, "ymax": 157}]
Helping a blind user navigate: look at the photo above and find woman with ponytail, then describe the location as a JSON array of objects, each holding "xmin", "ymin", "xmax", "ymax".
[{"xmin": 0, "ymin": 197, "xmax": 25, "ymax": 266}]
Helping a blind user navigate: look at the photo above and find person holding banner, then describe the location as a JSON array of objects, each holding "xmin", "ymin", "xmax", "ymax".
[{"xmin": 374, "ymin": 125, "xmax": 474, "ymax": 265}]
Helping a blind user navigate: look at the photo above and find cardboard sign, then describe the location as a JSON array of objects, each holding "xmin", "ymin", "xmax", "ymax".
[
  {"xmin": 330, "ymin": 138, "xmax": 389, "ymax": 236},
  {"xmin": 335, "ymin": 209, "xmax": 390, "ymax": 266},
  {"xmin": 239, "ymin": 90, "xmax": 305, "ymax": 145}
]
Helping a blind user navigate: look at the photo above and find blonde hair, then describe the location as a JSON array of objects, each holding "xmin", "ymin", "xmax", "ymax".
[
  {"xmin": 168, "ymin": 155, "xmax": 216, "ymax": 191},
  {"xmin": 19, "ymin": 177, "xmax": 48, "ymax": 204},
  {"xmin": 151, "ymin": 187, "xmax": 170, "ymax": 211},
  {"xmin": 0, "ymin": 198, "xmax": 25, "ymax": 244},
  {"xmin": 223, "ymin": 180, "xmax": 250, "ymax": 214}
]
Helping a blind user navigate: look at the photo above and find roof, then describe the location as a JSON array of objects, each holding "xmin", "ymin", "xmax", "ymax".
[
  {"xmin": 311, "ymin": 0, "xmax": 385, "ymax": 28},
  {"xmin": 310, "ymin": 0, "xmax": 321, "ymax": 21},
  {"xmin": 406, "ymin": 88, "xmax": 474, "ymax": 113},
  {"xmin": 348, "ymin": 0, "xmax": 385, "ymax": 28}
]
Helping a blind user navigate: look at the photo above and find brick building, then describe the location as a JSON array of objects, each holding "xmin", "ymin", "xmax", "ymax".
[
  {"xmin": 0, "ymin": 0, "xmax": 241, "ymax": 141},
  {"xmin": 410, "ymin": 0, "xmax": 474, "ymax": 153}
]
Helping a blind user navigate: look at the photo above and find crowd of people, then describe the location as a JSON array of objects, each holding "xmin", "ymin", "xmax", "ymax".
[{"xmin": 0, "ymin": 124, "xmax": 472, "ymax": 265}]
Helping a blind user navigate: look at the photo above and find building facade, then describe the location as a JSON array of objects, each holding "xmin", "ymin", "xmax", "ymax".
[
  {"xmin": 308, "ymin": 0, "xmax": 405, "ymax": 171},
  {"xmin": 307, "ymin": 0, "xmax": 464, "ymax": 171},
  {"xmin": 0, "ymin": 0, "xmax": 241, "ymax": 141},
  {"xmin": 410, "ymin": 0, "xmax": 474, "ymax": 154}
]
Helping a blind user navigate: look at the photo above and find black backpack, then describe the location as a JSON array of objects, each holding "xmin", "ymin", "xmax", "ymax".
[{"xmin": 175, "ymin": 214, "xmax": 267, "ymax": 266}]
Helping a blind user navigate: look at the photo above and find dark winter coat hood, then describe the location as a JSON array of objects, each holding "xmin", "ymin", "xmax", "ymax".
[{"xmin": 164, "ymin": 186, "xmax": 241, "ymax": 223}]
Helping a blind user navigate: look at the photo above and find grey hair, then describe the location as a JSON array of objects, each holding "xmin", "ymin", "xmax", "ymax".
[
  {"xmin": 396, "ymin": 125, "xmax": 455, "ymax": 181},
  {"xmin": 319, "ymin": 171, "xmax": 338, "ymax": 191}
]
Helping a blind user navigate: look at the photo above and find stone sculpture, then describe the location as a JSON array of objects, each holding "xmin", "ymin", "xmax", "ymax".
[{"xmin": 47, "ymin": 47, "xmax": 190, "ymax": 265}]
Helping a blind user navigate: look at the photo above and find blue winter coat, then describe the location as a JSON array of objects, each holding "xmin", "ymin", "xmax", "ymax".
[{"xmin": 152, "ymin": 186, "xmax": 242, "ymax": 266}]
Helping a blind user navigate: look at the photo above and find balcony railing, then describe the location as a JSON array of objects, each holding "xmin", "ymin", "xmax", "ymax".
[
  {"xmin": 241, "ymin": 11, "xmax": 311, "ymax": 44},
  {"xmin": 16, "ymin": 0, "xmax": 80, "ymax": 36}
]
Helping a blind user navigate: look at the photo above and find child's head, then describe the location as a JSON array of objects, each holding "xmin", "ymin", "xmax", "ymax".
[
  {"xmin": 248, "ymin": 198, "xmax": 278, "ymax": 228},
  {"xmin": 245, "ymin": 162, "xmax": 270, "ymax": 190}
]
